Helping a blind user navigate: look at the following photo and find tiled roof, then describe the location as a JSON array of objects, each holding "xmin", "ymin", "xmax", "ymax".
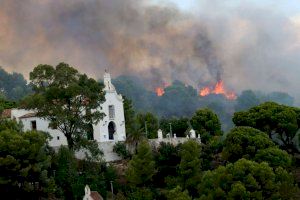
[
  {"xmin": 1, "ymin": 109, "xmax": 11, "ymax": 118},
  {"xmin": 90, "ymin": 191, "xmax": 103, "ymax": 200},
  {"xmin": 19, "ymin": 113, "xmax": 37, "ymax": 119}
]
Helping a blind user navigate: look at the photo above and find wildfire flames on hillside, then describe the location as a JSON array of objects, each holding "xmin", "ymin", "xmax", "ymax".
[
  {"xmin": 155, "ymin": 82, "xmax": 171, "ymax": 96},
  {"xmin": 156, "ymin": 87, "xmax": 165, "ymax": 96},
  {"xmin": 199, "ymin": 80, "xmax": 237, "ymax": 100},
  {"xmin": 155, "ymin": 80, "xmax": 236, "ymax": 100}
]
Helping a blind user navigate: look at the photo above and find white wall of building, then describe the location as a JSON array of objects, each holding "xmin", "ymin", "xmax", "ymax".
[
  {"xmin": 10, "ymin": 72, "xmax": 126, "ymax": 152},
  {"xmin": 20, "ymin": 116, "xmax": 68, "ymax": 147}
]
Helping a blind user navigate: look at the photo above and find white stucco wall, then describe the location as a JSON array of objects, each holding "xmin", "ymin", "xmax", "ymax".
[
  {"xmin": 20, "ymin": 116, "xmax": 68, "ymax": 146},
  {"xmin": 93, "ymin": 91, "xmax": 126, "ymax": 142},
  {"xmin": 9, "ymin": 73, "xmax": 126, "ymax": 162}
]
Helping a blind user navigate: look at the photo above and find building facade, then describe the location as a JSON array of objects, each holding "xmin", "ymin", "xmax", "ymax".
[{"xmin": 9, "ymin": 72, "xmax": 126, "ymax": 149}]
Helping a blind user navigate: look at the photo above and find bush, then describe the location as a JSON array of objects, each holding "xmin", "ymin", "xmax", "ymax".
[{"xmin": 113, "ymin": 142, "xmax": 131, "ymax": 159}]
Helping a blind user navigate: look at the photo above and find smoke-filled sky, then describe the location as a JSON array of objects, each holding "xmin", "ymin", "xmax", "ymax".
[{"xmin": 1, "ymin": 0, "xmax": 300, "ymax": 103}]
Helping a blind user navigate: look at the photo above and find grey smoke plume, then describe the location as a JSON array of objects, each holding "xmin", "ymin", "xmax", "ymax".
[{"xmin": 1, "ymin": 0, "xmax": 300, "ymax": 103}]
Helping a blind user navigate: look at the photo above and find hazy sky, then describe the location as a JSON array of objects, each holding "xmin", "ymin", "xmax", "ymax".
[
  {"xmin": 1, "ymin": 0, "xmax": 300, "ymax": 104},
  {"xmin": 166, "ymin": 0, "xmax": 300, "ymax": 16}
]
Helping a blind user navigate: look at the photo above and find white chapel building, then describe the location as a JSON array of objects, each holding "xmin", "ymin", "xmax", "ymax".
[{"xmin": 8, "ymin": 72, "xmax": 126, "ymax": 155}]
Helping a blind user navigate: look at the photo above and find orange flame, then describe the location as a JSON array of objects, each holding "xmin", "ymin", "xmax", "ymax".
[
  {"xmin": 199, "ymin": 80, "xmax": 237, "ymax": 100},
  {"xmin": 156, "ymin": 87, "xmax": 165, "ymax": 96},
  {"xmin": 200, "ymin": 87, "xmax": 211, "ymax": 96},
  {"xmin": 155, "ymin": 82, "xmax": 170, "ymax": 96}
]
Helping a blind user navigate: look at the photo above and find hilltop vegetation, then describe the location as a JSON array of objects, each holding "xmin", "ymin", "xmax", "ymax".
[
  {"xmin": 0, "ymin": 66, "xmax": 299, "ymax": 199},
  {"xmin": 112, "ymin": 75, "xmax": 295, "ymax": 131},
  {"xmin": 0, "ymin": 67, "xmax": 31, "ymax": 101}
]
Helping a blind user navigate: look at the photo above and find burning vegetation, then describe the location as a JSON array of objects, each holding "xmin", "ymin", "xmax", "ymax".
[
  {"xmin": 155, "ymin": 87, "xmax": 165, "ymax": 96},
  {"xmin": 155, "ymin": 82, "xmax": 171, "ymax": 97},
  {"xmin": 155, "ymin": 80, "xmax": 236, "ymax": 100},
  {"xmin": 199, "ymin": 80, "xmax": 237, "ymax": 100}
]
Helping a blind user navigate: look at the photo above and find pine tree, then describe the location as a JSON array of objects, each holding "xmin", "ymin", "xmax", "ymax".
[
  {"xmin": 126, "ymin": 140, "xmax": 156, "ymax": 186},
  {"xmin": 179, "ymin": 140, "xmax": 202, "ymax": 196}
]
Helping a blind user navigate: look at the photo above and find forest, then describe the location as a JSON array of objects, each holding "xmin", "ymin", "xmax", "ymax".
[{"xmin": 0, "ymin": 65, "xmax": 299, "ymax": 199}]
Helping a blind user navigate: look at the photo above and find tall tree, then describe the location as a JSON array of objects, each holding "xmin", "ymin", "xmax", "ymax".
[
  {"xmin": 22, "ymin": 63, "xmax": 105, "ymax": 153},
  {"xmin": 125, "ymin": 122, "xmax": 145, "ymax": 154},
  {"xmin": 136, "ymin": 112, "xmax": 159, "ymax": 139},
  {"xmin": 0, "ymin": 127, "xmax": 55, "ymax": 199},
  {"xmin": 126, "ymin": 140, "xmax": 156, "ymax": 186},
  {"xmin": 222, "ymin": 126, "xmax": 275, "ymax": 163},
  {"xmin": 190, "ymin": 108, "xmax": 222, "ymax": 144},
  {"xmin": 233, "ymin": 102, "xmax": 300, "ymax": 153},
  {"xmin": 160, "ymin": 117, "xmax": 189, "ymax": 137},
  {"xmin": 153, "ymin": 142, "xmax": 181, "ymax": 187},
  {"xmin": 53, "ymin": 147, "xmax": 78, "ymax": 200},
  {"xmin": 179, "ymin": 140, "xmax": 202, "ymax": 196},
  {"xmin": 123, "ymin": 97, "xmax": 136, "ymax": 135}
]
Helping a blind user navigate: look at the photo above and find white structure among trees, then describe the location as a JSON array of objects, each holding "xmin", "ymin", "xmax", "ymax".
[{"xmin": 9, "ymin": 72, "xmax": 126, "ymax": 148}]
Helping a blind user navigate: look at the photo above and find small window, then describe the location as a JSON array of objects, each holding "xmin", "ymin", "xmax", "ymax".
[
  {"xmin": 108, "ymin": 105, "xmax": 115, "ymax": 119},
  {"xmin": 57, "ymin": 136, "xmax": 60, "ymax": 140},
  {"xmin": 31, "ymin": 121, "xmax": 37, "ymax": 130}
]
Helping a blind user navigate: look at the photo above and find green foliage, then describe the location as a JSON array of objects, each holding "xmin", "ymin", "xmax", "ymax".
[
  {"xmin": 123, "ymin": 97, "xmax": 136, "ymax": 135},
  {"xmin": 201, "ymin": 136, "xmax": 224, "ymax": 170},
  {"xmin": 136, "ymin": 112, "xmax": 159, "ymax": 139},
  {"xmin": 198, "ymin": 158, "xmax": 298, "ymax": 200},
  {"xmin": 0, "ymin": 97, "xmax": 17, "ymax": 115},
  {"xmin": 78, "ymin": 161, "xmax": 116, "ymax": 199},
  {"xmin": 126, "ymin": 140, "xmax": 156, "ymax": 186},
  {"xmin": 165, "ymin": 186, "xmax": 192, "ymax": 200},
  {"xmin": 126, "ymin": 187, "xmax": 153, "ymax": 200},
  {"xmin": 113, "ymin": 141, "xmax": 131, "ymax": 159},
  {"xmin": 153, "ymin": 142, "xmax": 181, "ymax": 187},
  {"xmin": 0, "ymin": 67, "xmax": 32, "ymax": 101},
  {"xmin": 222, "ymin": 127, "xmax": 275, "ymax": 162},
  {"xmin": 190, "ymin": 108, "xmax": 222, "ymax": 144},
  {"xmin": 265, "ymin": 92, "xmax": 294, "ymax": 106},
  {"xmin": 254, "ymin": 147, "xmax": 292, "ymax": 168},
  {"xmin": 125, "ymin": 122, "xmax": 145, "ymax": 153},
  {"xmin": 53, "ymin": 147, "xmax": 78, "ymax": 199},
  {"xmin": 156, "ymin": 80, "xmax": 200, "ymax": 117},
  {"xmin": 179, "ymin": 140, "xmax": 202, "ymax": 196},
  {"xmin": 112, "ymin": 75, "xmax": 155, "ymax": 112},
  {"xmin": 22, "ymin": 63, "xmax": 105, "ymax": 154},
  {"xmin": 0, "ymin": 128, "xmax": 55, "ymax": 199},
  {"xmin": 233, "ymin": 102, "xmax": 300, "ymax": 153},
  {"xmin": 53, "ymin": 147, "xmax": 115, "ymax": 199},
  {"xmin": 160, "ymin": 117, "xmax": 189, "ymax": 137},
  {"xmin": 0, "ymin": 119, "xmax": 23, "ymax": 132},
  {"xmin": 235, "ymin": 90, "xmax": 260, "ymax": 111}
]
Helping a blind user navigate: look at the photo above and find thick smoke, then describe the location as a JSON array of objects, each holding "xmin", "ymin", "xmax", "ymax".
[{"xmin": 1, "ymin": 0, "xmax": 300, "ymax": 103}]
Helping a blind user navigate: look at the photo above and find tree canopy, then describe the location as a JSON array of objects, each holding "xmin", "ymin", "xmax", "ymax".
[
  {"xmin": 0, "ymin": 126, "xmax": 55, "ymax": 199},
  {"xmin": 22, "ymin": 63, "xmax": 105, "ymax": 153},
  {"xmin": 233, "ymin": 102, "xmax": 300, "ymax": 153},
  {"xmin": 198, "ymin": 158, "xmax": 298, "ymax": 200},
  {"xmin": 222, "ymin": 126, "xmax": 275, "ymax": 162},
  {"xmin": 0, "ymin": 67, "xmax": 31, "ymax": 101},
  {"xmin": 160, "ymin": 117, "xmax": 189, "ymax": 137},
  {"xmin": 235, "ymin": 90, "xmax": 260, "ymax": 111},
  {"xmin": 190, "ymin": 108, "xmax": 222, "ymax": 144},
  {"xmin": 136, "ymin": 112, "xmax": 159, "ymax": 139},
  {"xmin": 126, "ymin": 140, "xmax": 156, "ymax": 186},
  {"xmin": 179, "ymin": 140, "xmax": 202, "ymax": 196}
]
